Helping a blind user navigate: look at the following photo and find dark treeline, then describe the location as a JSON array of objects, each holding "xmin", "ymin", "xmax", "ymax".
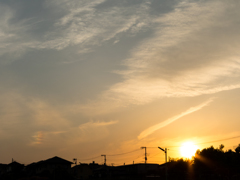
[{"xmin": 166, "ymin": 144, "xmax": 240, "ymax": 180}]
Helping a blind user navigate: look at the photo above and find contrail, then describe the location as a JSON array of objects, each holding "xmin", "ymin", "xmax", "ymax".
[{"xmin": 138, "ymin": 98, "xmax": 214, "ymax": 140}]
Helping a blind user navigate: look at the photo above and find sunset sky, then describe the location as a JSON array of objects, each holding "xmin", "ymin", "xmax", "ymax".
[{"xmin": 1, "ymin": 0, "xmax": 240, "ymax": 165}]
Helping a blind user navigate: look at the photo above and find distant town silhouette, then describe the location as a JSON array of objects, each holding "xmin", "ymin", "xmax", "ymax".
[{"xmin": 1, "ymin": 144, "xmax": 240, "ymax": 180}]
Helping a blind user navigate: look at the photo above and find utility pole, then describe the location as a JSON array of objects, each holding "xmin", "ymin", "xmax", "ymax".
[
  {"xmin": 141, "ymin": 147, "xmax": 147, "ymax": 164},
  {"xmin": 101, "ymin": 155, "xmax": 106, "ymax": 165},
  {"xmin": 158, "ymin": 147, "xmax": 168, "ymax": 163},
  {"xmin": 158, "ymin": 147, "xmax": 168, "ymax": 180}
]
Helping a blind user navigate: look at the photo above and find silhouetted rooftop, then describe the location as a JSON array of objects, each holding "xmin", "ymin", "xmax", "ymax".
[
  {"xmin": 7, "ymin": 161, "xmax": 24, "ymax": 166},
  {"xmin": 26, "ymin": 156, "xmax": 73, "ymax": 167},
  {"xmin": 40, "ymin": 156, "xmax": 73, "ymax": 164},
  {"xmin": 0, "ymin": 163, "xmax": 7, "ymax": 167}
]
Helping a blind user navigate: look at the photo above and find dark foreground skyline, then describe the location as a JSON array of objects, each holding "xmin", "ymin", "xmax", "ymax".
[{"xmin": 1, "ymin": 144, "xmax": 240, "ymax": 180}]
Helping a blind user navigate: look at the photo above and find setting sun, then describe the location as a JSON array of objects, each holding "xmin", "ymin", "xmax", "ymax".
[{"xmin": 180, "ymin": 142, "xmax": 199, "ymax": 158}]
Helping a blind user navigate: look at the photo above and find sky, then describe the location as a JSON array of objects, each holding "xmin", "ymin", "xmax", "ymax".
[{"xmin": 1, "ymin": 0, "xmax": 240, "ymax": 165}]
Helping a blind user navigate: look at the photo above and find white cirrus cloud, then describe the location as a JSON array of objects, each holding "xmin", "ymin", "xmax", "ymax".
[
  {"xmin": 0, "ymin": 0, "xmax": 152, "ymax": 61},
  {"xmin": 138, "ymin": 98, "xmax": 214, "ymax": 139},
  {"xmin": 78, "ymin": 0, "xmax": 240, "ymax": 115}
]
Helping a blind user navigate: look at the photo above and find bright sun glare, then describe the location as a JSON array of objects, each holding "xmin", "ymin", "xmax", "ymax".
[{"xmin": 180, "ymin": 141, "xmax": 199, "ymax": 158}]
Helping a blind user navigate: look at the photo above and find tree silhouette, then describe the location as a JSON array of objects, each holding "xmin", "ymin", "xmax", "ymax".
[
  {"xmin": 235, "ymin": 144, "xmax": 240, "ymax": 154},
  {"xmin": 160, "ymin": 144, "xmax": 240, "ymax": 180},
  {"xmin": 192, "ymin": 144, "xmax": 240, "ymax": 180},
  {"xmin": 166, "ymin": 158, "xmax": 192, "ymax": 180}
]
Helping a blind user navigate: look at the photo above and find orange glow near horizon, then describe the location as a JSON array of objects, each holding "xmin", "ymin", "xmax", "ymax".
[{"xmin": 180, "ymin": 141, "xmax": 199, "ymax": 158}]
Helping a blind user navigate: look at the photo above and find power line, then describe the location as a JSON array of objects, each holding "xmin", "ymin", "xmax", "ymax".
[
  {"xmin": 197, "ymin": 135, "xmax": 240, "ymax": 145},
  {"xmin": 79, "ymin": 135, "xmax": 240, "ymax": 164},
  {"xmin": 146, "ymin": 135, "xmax": 240, "ymax": 149},
  {"xmin": 79, "ymin": 155, "xmax": 102, "ymax": 161},
  {"xmin": 107, "ymin": 149, "xmax": 141, "ymax": 156},
  {"xmin": 169, "ymin": 135, "xmax": 240, "ymax": 148},
  {"xmin": 124, "ymin": 154, "xmax": 143, "ymax": 164},
  {"xmin": 148, "ymin": 152, "xmax": 161, "ymax": 158},
  {"xmin": 78, "ymin": 149, "xmax": 142, "ymax": 163}
]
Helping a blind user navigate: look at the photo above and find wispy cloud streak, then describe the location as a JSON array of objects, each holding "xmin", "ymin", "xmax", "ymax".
[
  {"xmin": 32, "ymin": 131, "xmax": 43, "ymax": 145},
  {"xmin": 138, "ymin": 98, "xmax": 214, "ymax": 139},
  {"xmin": 79, "ymin": 120, "xmax": 118, "ymax": 130}
]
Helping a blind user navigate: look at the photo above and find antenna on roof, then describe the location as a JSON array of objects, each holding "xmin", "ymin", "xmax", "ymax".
[{"xmin": 73, "ymin": 158, "xmax": 77, "ymax": 165}]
